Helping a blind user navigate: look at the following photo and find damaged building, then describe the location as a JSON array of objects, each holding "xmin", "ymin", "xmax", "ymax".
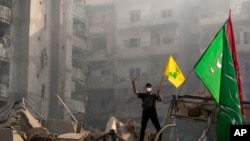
[{"xmin": 0, "ymin": 0, "xmax": 250, "ymax": 140}]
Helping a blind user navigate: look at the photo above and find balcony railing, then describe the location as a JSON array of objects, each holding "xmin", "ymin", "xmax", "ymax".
[
  {"xmin": 73, "ymin": 5, "xmax": 86, "ymax": 21},
  {"xmin": 199, "ymin": 15, "xmax": 227, "ymax": 26},
  {"xmin": 72, "ymin": 68, "xmax": 86, "ymax": 80},
  {"xmin": 0, "ymin": 4, "xmax": 11, "ymax": 24},
  {"xmin": 86, "ymin": 0, "xmax": 114, "ymax": 5},
  {"xmin": 73, "ymin": 35, "xmax": 87, "ymax": 49},
  {"xmin": 0, "ymin": 0, "xmax": 11, "ymax": 8},
  {"xmin": 0, "ymin": 83, "xmax": 7, "ymax": 100},
  {"xmin": 116, "ymin": 16, "xmax": 177, "ymax": 30},
  {"xmin": 88, "ymin": 26, "xmax": 106, "ymax": 34},
  {"xmin": 87, "ymin": 75, "xmax": 114, "ymax": 89},
  {"xmin": 114, "ymin": 41, "xmax": 177, "ymax": 59}
]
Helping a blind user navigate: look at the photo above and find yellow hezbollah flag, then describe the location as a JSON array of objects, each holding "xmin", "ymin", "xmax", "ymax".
[{"xmin": 164, "ymin": 55, "xmax": 185, "ymax": 88}]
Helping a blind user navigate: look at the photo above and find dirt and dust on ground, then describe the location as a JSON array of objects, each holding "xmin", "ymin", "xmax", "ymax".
[{"xmin": 0, "ymin": 98, "xmax": 166, "ymax": 141}]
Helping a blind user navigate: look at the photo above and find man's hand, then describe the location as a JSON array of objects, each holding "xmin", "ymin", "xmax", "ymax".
[
  {"xmin": 132, "ymin": 78, "xmax": 135, "ymax": 84},
  {"xmin": 131, "ymin": 78, "xmax": 138, "ymax": 95},
  {"xmin": 156, "ymin": 88, "xmax": 162, "ymax": 102},
  {"xmin": 157, "ymin": 88, "xmax": 160, "ymax": 94}
]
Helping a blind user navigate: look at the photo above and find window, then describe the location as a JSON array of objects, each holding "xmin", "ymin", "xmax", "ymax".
[
  {"xmin": 0, "ymin": 60, "xmax": 9, "ymax": 85},
  {"xmin": 123, "ymin": 40, "xmax": 129, "ymax": 48},
  {"xmin": 151, "ymin": 32, "xmax": 160, "ymax": 45},
  {"xmin": 162, "ymin": 9, "xmax": 172, "ymax": 18},
  {"xmin": 130, "ymin": 10, "xmax": 140, "ymax": 22},
  {"xmin": 41, "ymin": 84, "xmax": 45, "ymax": 98},
  {"xmin": 129, "ymin": 38, "xmax": 140, "ymax": 47},
  {"xmin": 122, "ymin": 88, "xmax": 128, "ymax": 94},
  {"xmin": 234, "ymin": 4, "xmax": 242, "ymax": 14},
  {"xmin": 124, "ymin": 38, "xmax": 141, "ymax": 48},
  {"xmin": 129, "ymin": 67, "xmax": 140, "ymax": 80},
  {"xmin": 101, "ymin": 69, "xmax": 111, "ymax": 75},
  {"xmin": 92, "ymin": 36, "xmax": 107, "ymax": 49},
  {"xmin": 243, "ymin": 32, "xmax": 250, "ymax": 44},
  {"xmin": 235, "ymin": 31, "xmax": 240, "ymax": 45},
  {"xmin": 245, "ymin": 62, "xmax": 250, "ymax": 76},
  {"xmin": 101, "ymin": 14, "xmax": 106, "ymax": 23},
  {"xmin": 72, "ymin": 47, "xmax": 85, "ymax": 69},
  {"xmin": 73, "ymin": 18, "xmax": 86, "ymax": 39},
  {"xmin": 163, "ymin": 37, "xmax": 174, "ymax": 44}
]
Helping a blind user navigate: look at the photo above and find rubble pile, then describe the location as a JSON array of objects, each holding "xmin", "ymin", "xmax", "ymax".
[{"xmin": 0, "ymin": 98, "xmax": 157, "ymax": 141}]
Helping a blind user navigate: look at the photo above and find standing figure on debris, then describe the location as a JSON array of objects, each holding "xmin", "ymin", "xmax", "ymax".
[{"xmin": 131, "ymin": 78, "xmax": 162, "ymax": 141}]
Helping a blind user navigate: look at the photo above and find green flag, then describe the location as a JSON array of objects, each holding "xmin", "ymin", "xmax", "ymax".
[
  {"xmin": 217, "ymin": 25, "xmax": 242, "ymax": 141},
  {"xmin": 194, "ymin": 27, "xmax": 224, "ymax": 103},
  {"xmin": 194, "ymin": 24, "xmax": 242, "ymax": 141}
]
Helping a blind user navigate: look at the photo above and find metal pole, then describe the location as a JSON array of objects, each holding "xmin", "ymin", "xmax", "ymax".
[
  {"xmin": 154, "ymin": 124, "xmax": 177, "ymax": 141},
  {"xmin": 57, "ymin": 94, "xmax": 78, "ymax": 123}
]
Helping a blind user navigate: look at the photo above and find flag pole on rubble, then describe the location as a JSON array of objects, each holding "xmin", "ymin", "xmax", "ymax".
[
  {"xmin": 159, "ymin": 55, "xmax": 186, "ymax": 126},
  {"xmin": 194, "ymin": 12, "xmax": 242, "ymax": 141},
  {"xmin": 158, "ymin": 55, "xmax": 186, "ymax": 92}
]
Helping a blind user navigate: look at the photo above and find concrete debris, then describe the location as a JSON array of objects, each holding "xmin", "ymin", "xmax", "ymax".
[
  {"xmin": 173, "ymin": 88, "xmax": 216, "ymax": 120},
  {"xmin": 0, "ymin": 98, "xmax": 159, "ymax": 141}
]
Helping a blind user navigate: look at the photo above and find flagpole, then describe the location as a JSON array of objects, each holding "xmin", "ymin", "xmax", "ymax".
[
  {"xmin": 158, "ymin": 74, "xmax": 165, "ymax": 90},
  {"xmin": 161, "ymin": 68, "xmax": 194, "ymax": 126},
  {"xmin": 176, "ymin": 68, "xmax": 193, "ymax": 96}
]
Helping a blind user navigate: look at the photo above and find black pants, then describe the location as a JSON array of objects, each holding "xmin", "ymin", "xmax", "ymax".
[{"xmin": 140, "ymin": 107, "xmax": 162, "ymax": 141}]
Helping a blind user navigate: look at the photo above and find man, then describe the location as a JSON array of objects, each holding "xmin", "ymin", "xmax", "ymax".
[{"xmin": 132, "ymin": 79, "xmax": 162, "ymax": 141}]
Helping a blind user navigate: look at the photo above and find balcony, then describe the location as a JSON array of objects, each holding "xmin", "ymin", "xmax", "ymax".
[
  {"xmin": 0, "ymin": 83, "xmax": 7, "ymax": 101},
  {"xmin": 88, "ymin": 26, "xmax": 106, "ymax": 34},
  {"xmin": 86, "ymin": 49, "xmax": 114, "ymax": 61},
  {"xmin": 73, "ymin": 35, "xmax": 87, "ymax": 50},
  {"xmin": 87, "ymin": 75, "xmax": 113, "ymax": 89},
  {"xmin": 86, "ymin": 0, "xmax": 114, "ymax": 6},
  {"xmin": 233, "ymin": 12, "xmax": 250, "ymax": 23},
  {"xmin": 199, "ymin": 14, "xmax": 227, "ymax": 26},
  {"xmin": 116, "ymin": 16, "xmax": 177, "ymax": 30},
  {"xmin": 73, "ymin": 5, "xmax": 86, "ymax": 22},
  {"xmin": 0, "ymin": 4, "xmax": 11, "ymax": 24},
  {"xmin": 114, "ymin": 43, "xmax": 177, "ymax": 59},
  {"xmin": 72, "ymin": 68, "xmax": 86, "ymax": 80}
]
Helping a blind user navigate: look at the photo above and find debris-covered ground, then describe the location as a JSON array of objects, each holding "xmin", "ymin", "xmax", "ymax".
[
  {"xmin": 2, "ymin": 89, "xmax": 249, "ymax": 141},
  {"xmin": 0, "ymin": 98, "xmax": 160, "ymax": 141}
]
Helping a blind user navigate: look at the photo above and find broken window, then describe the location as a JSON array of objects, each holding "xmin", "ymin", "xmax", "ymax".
[
  {"xmin": 162, "ymin": 9, "xmax": 172, "ymax": 18},
  {"xmin": 72, "ymin": 47, "xmax": 85, "ymax": 69},
  {"xmin": 0, "ymin": 60, "xmax": 9, "ymax": 86},
  {"xmin": 130, "ymin": 9, "xmax": 140, "ymax": 22},
  {"xmin": 129, "ymin": 38, "xmax": 140, "ymax": 47},
  {"xmin": 73, "ymin": 18, "xmax": 86, "ymax": 39},
  {"xmin": 92, "ymin": 36, "xmax": 107, "ymax": 50}
]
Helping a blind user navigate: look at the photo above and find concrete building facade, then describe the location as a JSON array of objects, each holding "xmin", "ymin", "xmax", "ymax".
[
  {"xmin": 0, "ymin": 0, "xmax": 250, "ymax": 132},
  {"xmin": 0, "ymin": 0, "xmax": 88, "ymax": 122},
  {"xmin": 84, "ymin": 0, "xmax": 250, "ymax": 129}
]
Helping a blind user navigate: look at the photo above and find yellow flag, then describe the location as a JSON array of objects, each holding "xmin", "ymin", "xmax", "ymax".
[{"xmin": 164, "ymin": 55, "xmax": 185, "ymax": 88}]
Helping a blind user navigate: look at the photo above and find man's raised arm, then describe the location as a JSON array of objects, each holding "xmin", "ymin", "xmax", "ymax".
[{"xmin": 131, "ymin": 78, "xmax": 139, "ymax": 95}]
